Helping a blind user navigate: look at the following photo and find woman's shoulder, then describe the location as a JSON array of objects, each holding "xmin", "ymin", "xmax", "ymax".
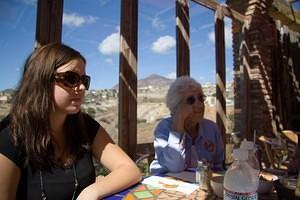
[
  {"xmin": 0, "ymin": 127, "xmax": 23, "ymax": 169},
  {"xmin": 81, "ymin": 112, "xmax": 101, "ymax": 142},
  {"xmin": 156, "ymin": 116, "xmax": 172, "ymax": 128},
  {"xmin": 154, "ymin": 117, "xmax": 172, "ymax": 134},
  {"xmin": 0, "ymin": 115, "xmax": 10, "ymax": 131},
  {"xmin": 0, "ymin": 127, "xmax": 13, "ymax": 146}
]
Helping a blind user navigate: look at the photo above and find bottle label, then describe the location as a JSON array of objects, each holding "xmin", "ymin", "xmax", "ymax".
[{"xmin": 224, "ymin": 188, "xmax": 257, "ymax": 200}]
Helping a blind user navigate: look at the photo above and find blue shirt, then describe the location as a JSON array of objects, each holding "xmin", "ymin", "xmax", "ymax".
[{"xmin": 150, "ymin": 117, "xmax": 224, "ymax": 174}]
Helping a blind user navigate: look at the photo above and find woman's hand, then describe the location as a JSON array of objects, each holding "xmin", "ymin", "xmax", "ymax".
[
  {"xmin": 172, "ymin": 103, "xmax": 193, "ymax": 134},
  {"xmin": 76, "ymin": 184, "xmax": 99, "ymax": 200}
]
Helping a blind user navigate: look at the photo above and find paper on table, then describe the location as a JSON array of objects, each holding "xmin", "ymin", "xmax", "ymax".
[
  {"xmin": 166, "ymin": 171, "xmax": 196, "ymax": 183},
  {"xmin": 142, "ymin": 175, "xmax": 199, "ymax": 195}
]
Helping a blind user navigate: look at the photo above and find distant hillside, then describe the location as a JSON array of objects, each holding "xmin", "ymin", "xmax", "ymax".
[
  {"xmin": 112, "ymin": 74, "xmax": 174, "ymax": 90},
  {"xmin": 0, "ymin": 88, "xmax": 15, "ymax": 94},
  {"xmin": 138, "ymin": 74, "xmax": 174, "ymax": 88}
]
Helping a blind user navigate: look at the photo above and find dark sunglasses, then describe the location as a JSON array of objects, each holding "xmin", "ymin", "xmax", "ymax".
[
  {"xmin": 186, "ymin": 94, "xmax": 206, "ymax": 105},
  {"xmin": 53, "ymin": 71, "xmax": 90, "ymax": 90}
]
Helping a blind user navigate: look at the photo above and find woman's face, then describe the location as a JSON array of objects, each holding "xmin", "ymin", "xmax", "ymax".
[
  {"xmin": 181, "ymin": 86, "xmax": 205, "ymax": 124},
  {"xmin": 52, "ymin": 58, "xmax": 87, "ymax": 115}
]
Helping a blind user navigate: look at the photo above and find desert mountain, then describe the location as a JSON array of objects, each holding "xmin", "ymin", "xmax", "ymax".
[
  {"xmin": 138, "ymin": 74, "xmax": 174, "ymax": 88},
  {"xmin": 112, "ymin": 74, "xmax": 174, "ymax": 90}
]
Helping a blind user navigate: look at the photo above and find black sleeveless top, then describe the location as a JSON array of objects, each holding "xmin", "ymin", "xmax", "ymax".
[{"xmin": 0, "ymin": 114, "xmax": 100, "ymax": 199}]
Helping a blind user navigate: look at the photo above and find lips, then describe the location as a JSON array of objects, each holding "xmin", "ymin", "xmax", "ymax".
[{"xmin": 70, "ymin": 97, "xmax": 82, "ymax": 104}]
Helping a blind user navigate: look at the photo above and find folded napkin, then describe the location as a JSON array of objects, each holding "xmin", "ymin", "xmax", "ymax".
[{"xmin": 142, "ymin": 175, "xmax": 199, "ymax": 195}]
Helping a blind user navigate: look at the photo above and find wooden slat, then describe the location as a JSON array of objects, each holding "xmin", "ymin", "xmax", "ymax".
[
  {"xmin": 35, "ymin": 0, "xmax": 63, "ymax": 48},
  {"xmin": 214, "ymin": 6, "xmax": 226, "ymax": 155},
  {"xmin": 176, "ymin": 0, "xmax": 190, "ymax": 77},
  {"xmin": 192, "ymin": 0, "xmax": 245, "ymax": 22},
  {"xmin": 118, "ymin": 0, "xmax": 138, "ymax": 159}
]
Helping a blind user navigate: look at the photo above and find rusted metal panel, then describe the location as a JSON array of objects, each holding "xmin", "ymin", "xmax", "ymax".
[
  {"xmin": 35, "ymin": 0, "xmax": 63, "ymax": 48},
  {"xmin": 176, "ymin": 0, "xmax": 190, "ymax": 77},
  {"xmin": 119, "ymin": 0, "xmax": 138, "ymax": 159}
]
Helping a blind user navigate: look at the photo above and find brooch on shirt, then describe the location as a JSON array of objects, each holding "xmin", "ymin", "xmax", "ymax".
[{"xmin": 203, "ymin": 139, "xmax": 215, "ymax": 152}]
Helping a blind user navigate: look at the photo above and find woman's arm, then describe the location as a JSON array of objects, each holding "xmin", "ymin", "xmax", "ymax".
[
  {"xmin": 0, "ymin": 153, "xmax": 21, "ymax": 200},
  {"xmin": 77, "ymin": 126, "xmax": 141, "ymax": 200},
  {"xmin": 150, "ymin": 119, "xmax": 187, "ymax": 173}
]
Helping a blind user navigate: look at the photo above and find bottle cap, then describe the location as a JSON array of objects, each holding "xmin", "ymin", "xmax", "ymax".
[
  {"xmin": 197, "ymin": 160, "xmax": 204, "ymax": 166},
  {"xmin": 233, "ymin": 148, "xmax": 248, "ymax": 160},
  {"xmin": 240, "ymin": 139, "xmax": 254, "ymax": 150}
]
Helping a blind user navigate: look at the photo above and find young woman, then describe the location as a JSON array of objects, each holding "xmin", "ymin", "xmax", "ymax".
[
  {"xmin": 0, "ymin": 43, "xmax": 141, "ymax": 199},
  {"xmin": 150, "ymin": 76, "xmax": 224, "ymax": 174}
]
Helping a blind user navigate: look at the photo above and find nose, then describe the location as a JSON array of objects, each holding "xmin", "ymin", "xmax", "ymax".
[
  {"xmin": 193, "ymin": 98, "xmax": 205, "ymax": 110},
  {"xmin": 74, "ymin": 82, "xmax": 86, "ymax": 93},
  {"xmin": 79, "ymin": 81, "xmax": 88, "ymax": 90}
]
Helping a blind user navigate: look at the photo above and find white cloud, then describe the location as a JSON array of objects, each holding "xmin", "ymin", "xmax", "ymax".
[
  {"xmin": 152, "ymin": 17, "xmax": 166, "ymax": 31},
  {"xmin": 165, "ymin": 72, "xmax": 176, "ymax": 79},
  {"xmin": 105, "ymin": 58, "xmax": 114, "ymax": 64},
  {"xmin": 198, "ymin": 23, "xmax": 214, "ymax": 31},
  {"xmin": 208, "ymin": 22, "xmax": 232, "ymax": 49},
  {"xmin": 208, "ymin": 31, "xmax": 215, "ymax": 44},
  {"xmin": 151, "ymin": 35, "xmax": 176, "ymax": 54},
  {"xmin": 98, "ymin": 31, "xmax": 120, "ymax": 55},
  {"xmin": 98, "ymin": 0, "xmax": 112, "ymax": 6},
  {"xmin": 224, "ymin": 25, "xmax": 233, "ymax": 48},
  {"xmin": 20, "ymin": 0, "xmax": 36, "ymax": 5},
  {"xmin": 63, "ymin": 12, "xmax": 97, "ymax": 28}
]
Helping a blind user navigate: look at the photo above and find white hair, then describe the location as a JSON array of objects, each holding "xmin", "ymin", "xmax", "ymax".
[{"xmin": 166, "ymin": 76, "xmax": 203, "ymax": 116}]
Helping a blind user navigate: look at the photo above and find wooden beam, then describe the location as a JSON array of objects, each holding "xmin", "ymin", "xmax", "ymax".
[
  {"xmin": 269, "ymin": 6, "xmax": 300, "ymax": 33},
  {"xmin": 35, "ymin": 0, "xmax": 63, "ymax": 48},
  {"xmin": 214, "ymin": 6, "xmax": 227, "ymax": 155},
  {"xmin": 176, "ymin": 0, "xmax": 190, "ymax": 77},
  {"xmin": 192, "ymin": 0, "xmax": 218, "ymax": 11},
  {"xmin": 118, "ymin": 0, "xmax": 138, "ymax": 159},
  {"xmin": 192, "ymin": 0, "xmax": 245, "ymax": 22}
]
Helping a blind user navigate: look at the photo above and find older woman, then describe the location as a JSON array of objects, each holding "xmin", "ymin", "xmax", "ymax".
[{"xmin": 150, "ymin": 76, "xmax": 224, "ymax": 174}]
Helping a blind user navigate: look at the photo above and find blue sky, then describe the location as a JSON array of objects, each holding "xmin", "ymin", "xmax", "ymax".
[{"xmin": 1, "ymin": 0, "xmax": 298, "ymax": 90}]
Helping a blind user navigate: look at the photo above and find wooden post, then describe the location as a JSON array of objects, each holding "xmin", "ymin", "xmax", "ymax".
[
  {"xmin": 176, "ymin": 0, "xmax": 190, "ymax": 77},
  {"xmin": 35, "ymin": 0, "xmax": 63, "ymax": 48},
  {"xmin": 215, "ymin": 6, "xmax": 226, "ymax": 153},
  {"xmin": 118, "ymin": 0, "xmax": 138, "ymax": 159}
]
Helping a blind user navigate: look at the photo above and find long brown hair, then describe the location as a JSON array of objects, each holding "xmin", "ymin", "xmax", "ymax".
[{"xmin": 10, "ymin": 43, "xmax": 88, "ymax": 170}]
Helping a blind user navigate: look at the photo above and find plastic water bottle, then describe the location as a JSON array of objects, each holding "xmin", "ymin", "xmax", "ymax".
[
  {"xmin": 240, "ymin": 139, "xmax": 260, "ymax": 179},
  {"xmin": 224, "ymin": 148, "xmax": 258, "ymax": 200}
]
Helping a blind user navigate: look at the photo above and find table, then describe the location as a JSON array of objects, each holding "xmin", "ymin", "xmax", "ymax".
[
  {"xmin": 104, "ymin": 180, "xmax": 219, "ymax": 200},
  {"xmin": 104, "ymin": 169, "xmax": 221, "ymax": 200},
  {"xmin": 104, "ymin": 170, "xmax": 279, "ymax": 200}
]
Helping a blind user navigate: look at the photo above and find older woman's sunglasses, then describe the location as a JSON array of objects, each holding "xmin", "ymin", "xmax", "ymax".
[
  {"xmin": 53, "ymin": 71, "xmax": 90, "ymax": 90},
  {"xmin": 186, "ymin": 94, "xmax": 206, "ymax": 105}
]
